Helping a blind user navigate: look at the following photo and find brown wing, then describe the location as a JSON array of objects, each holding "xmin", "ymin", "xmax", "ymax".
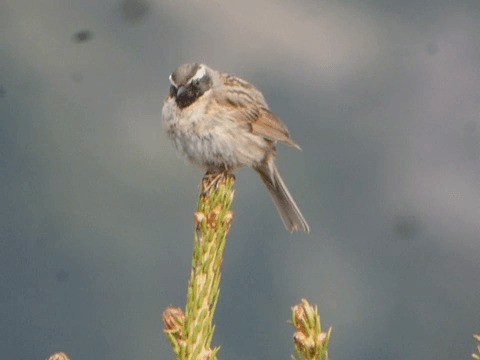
[
  {"xmin": 218, "ymin": 73, "xmax": 301, "ymax": 149},
  {"xmin": 251, "ymin": 109, "xmax": 301, "ymax": 149}
]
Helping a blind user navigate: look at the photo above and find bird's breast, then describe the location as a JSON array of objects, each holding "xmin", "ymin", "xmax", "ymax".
[{"xmin": 162, "ymin": 96, "xmax": 268, "ymax": 170}]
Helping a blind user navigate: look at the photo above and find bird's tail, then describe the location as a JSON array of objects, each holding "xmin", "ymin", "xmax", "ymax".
[{"xmin": 255, "ymin": 161, "xmax": 310, "ymax": 233}]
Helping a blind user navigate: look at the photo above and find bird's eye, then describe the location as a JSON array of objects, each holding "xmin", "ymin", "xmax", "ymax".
[
  {"xmin": 192, "ymin": 79, "xmax": 200, "ymax": 86},
  {"xmin": 169, "ymin": 85, "xmax": 177, "ymax": 97}
]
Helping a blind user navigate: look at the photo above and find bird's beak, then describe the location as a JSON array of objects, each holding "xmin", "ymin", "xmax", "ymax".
[{"xmin": 176, "ymin": 86, "xmax": 186, "ymax": 97}]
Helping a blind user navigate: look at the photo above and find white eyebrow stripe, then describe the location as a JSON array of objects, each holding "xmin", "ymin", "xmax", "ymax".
[
  {"xmin": 169, "ymin": 74, "xmax": 177, "ymax": 87},
  {"xmin": 191, "ymin": 65, "xmax": 206, "ymax": 81}
]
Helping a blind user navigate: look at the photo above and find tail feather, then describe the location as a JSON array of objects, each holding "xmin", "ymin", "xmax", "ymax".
[{"xmin": 255, "ymin": 162, "xmax": 310, "ymax": 233}]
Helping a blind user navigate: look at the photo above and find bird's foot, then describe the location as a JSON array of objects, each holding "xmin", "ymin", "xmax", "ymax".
[{"xmin": 202, "ymin": 170, "xmax": 234, "ymax": 195}]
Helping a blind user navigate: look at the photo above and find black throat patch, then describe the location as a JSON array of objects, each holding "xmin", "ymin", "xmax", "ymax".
[
  {"xmin": 175, "ymin": 83, "xmax": 203, "ymax": 109},
  {"xmin": 175, "ymin": 75, "xmax": 212, "ymax": 109}
]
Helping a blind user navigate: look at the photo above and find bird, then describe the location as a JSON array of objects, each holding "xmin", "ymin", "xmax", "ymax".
[{"xmin": 162, "ymin": 63, "xmax": 309, "ymax": 233}]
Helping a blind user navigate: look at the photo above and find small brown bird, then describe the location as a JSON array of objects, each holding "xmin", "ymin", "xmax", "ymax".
[{"xmin": 162, "ymin": 63, "xmax": 309, "ymax": 233}]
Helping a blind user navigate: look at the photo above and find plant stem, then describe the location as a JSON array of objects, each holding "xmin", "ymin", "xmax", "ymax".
[
  {"xmin": 291, "ymin": 299, "xmax": 332, "ymax": 360},
  {"xmin": 164, "ymin": 173, "xmax": 235, "ymax": 360}
]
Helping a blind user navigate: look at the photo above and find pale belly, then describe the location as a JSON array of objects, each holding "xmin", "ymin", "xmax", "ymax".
[{"xmin": 163, "ymin": 98, "xmax": 268, "ymax": 171}]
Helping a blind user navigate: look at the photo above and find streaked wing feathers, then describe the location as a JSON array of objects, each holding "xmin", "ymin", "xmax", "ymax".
[
  {"xmin": 219, "ymin": 75, "xmax": 300, "ymax": 149},
  {"xmin": 251, "ymin": 110, "xmax": 301, "ymax": 149}
]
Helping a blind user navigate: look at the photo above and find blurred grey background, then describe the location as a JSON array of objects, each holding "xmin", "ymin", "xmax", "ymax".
[{"xmin": 1, "ymin": 0, "xmax": 480, "ymax": 359}]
